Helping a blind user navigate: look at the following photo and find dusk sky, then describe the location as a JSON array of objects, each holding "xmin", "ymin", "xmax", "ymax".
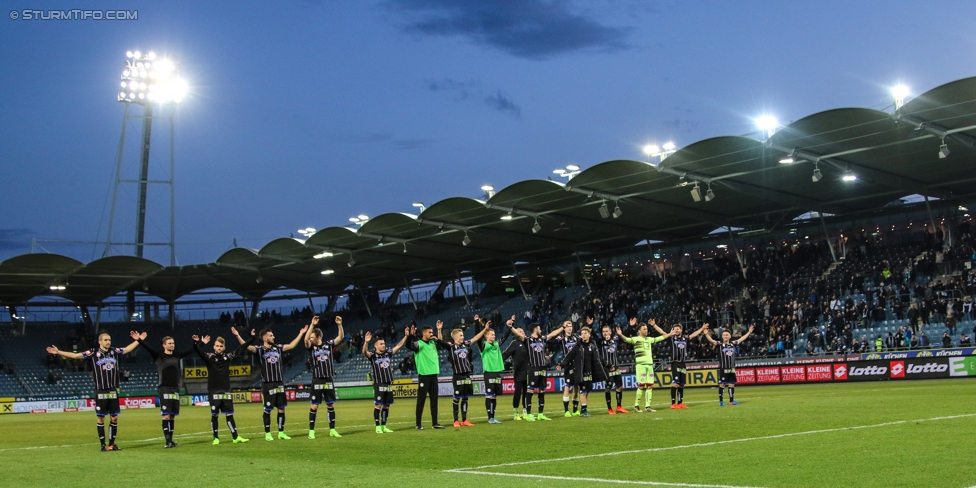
[{"xmin": 2, "ymin": 0, "xmax": 975, "ymax": 266}]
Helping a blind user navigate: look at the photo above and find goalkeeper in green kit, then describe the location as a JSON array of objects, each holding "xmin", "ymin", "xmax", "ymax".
[{"xmin": 617, "ymin": 318, "xmax": 673, "ymax": 412}]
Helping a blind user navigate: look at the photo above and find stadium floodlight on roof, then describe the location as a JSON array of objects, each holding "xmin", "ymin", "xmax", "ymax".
[
  {"xmin": 755, "ymin": 115, "xmax": 778, "ymax": 139},
  {"xmin": 553, "ymin": 164, "xmax": 581, "ymax": 179},
  {"xmin": 119, "ymin": 51, "xmax": 187, "ymax": 104},
  {"xmin": 481, "ymin": 185, "xmax": 495, "ymax": 198},
  {"xmin": 297, "ymin": 227, "xmax": 316, "ymax": 237},
  {"xmin": 642, "ymin": 141, "xmax": 677, "ymax": 163},
  {"xmin": 891, "ymin": 84, "xmax": 910, "ymax": 110}
]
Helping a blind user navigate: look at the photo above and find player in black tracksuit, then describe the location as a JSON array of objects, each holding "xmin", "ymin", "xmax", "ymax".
[
  {"xmin": 193, "ymin": 330, "xmax": 252, "ymax": 444},
  {"xmin": 138, "ymin": 334, "xmax": 194, "ymax": 448},
  {"xmin": 557, "ymin": 326, "xmax": 608, "ymax": 417},
  {"xmin": 502, "ymin": 315, "xmax": 529, "ymax": 420}
]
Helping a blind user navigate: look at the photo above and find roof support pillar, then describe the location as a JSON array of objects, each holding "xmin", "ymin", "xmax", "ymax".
[
  {"xmin": 726, "ymin": 227, "xmax": 746, "ymax": 278},
  {"xmin": 512, "ymin": 261, "xmax": 530, "ymax": 300},
  {"xmin": 455, "ymin": 270, "xmax": 470, "ymax": 306},
  {"xmin": 574, "ymin": 253, "xmax": 592, "ymax": 291},
  {"xmin": 819, "ymin": 214, "xmax": 837, "ymax": 264},
  {"xmin": 358, "ymin": 285, "xmax": 372, "ymax": 317},
  {"xmin": 924, "ymin": 194, "xmax": 939, "ymax": 240},
  {"xmin": 403, "ymin": 278, "xmax": 418, "ymax": 310}
]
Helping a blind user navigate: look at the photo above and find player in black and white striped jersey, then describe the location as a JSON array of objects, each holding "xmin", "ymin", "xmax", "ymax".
[
  {"xmin": 238, "ymin": 324, "xmax": 309, "ymax": 441},
  {"xmin": 597, "ymin": 324, "xmax": 628, "ymax": 415},
  {"xmin": 651, "ymin": 321, "xmax": 707, "ymax": 409},
  {"xmin": 363, "ymin": 329, "xmax": 409, "ymax": 434},
  {"xmin": 434, "ymin": 319, "xmax": 490, "ymax": 427},
  {"xmin": 704, "ymin": 324, "xmax": 755, "ymax": 406},
  {"xmin": 510, "ymin": 323, "xmax": 564, "ymax": 421},
  {"xmin": 553, "ymin": 319, "xmax": 582, "ymax": 417},
  {"xmin": 303, "ymin": 315, "xmax": 344, "ymax": 439},
  {"xmin": 46, "ymin": 331, "xmax": 143, "ymax": 451}
]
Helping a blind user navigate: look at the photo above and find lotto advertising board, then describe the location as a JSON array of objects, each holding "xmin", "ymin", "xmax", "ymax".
[{"xmin": 735, "ymin": 358, "xmax": 959, "ymax": 384}]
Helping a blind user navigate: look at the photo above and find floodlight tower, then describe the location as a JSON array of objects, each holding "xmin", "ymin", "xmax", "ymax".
[{"xmin": 103, "ymin": 50, "xmax": 187, "ymax": 266}]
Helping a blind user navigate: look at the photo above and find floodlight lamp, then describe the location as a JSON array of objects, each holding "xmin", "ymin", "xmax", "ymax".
[
  {"xmin": 566, "ymin": 164, "xmax": 580, "ymax": 172},
  {"xmin": 126, "ymin": 51, "xmax": 134, "ymax": 58},
  {"xmin": 662, "ymin": 142, "xmax": 676, "ymax": 151},
  {"xmin": 779, "ymin": 158, "xmax": 794, "ymax": 164},
  {"xmin": 643, "ymin": 144, "xmax": 659, "ymax": 156},
  {"xmin": 321, "ymin": 269, "xmax": 335, "ymax": 275},
  {"xmin": 756, "ymin": 115, "xmax": 778, "ymax": 136},
  {"xmin": 812, "ymin": 166, "xmax": 823, "ymax": 182},
  {"xmin": 313, "ymin": 252, "xmax": 333, "ymax": 259},
  {"xmin": 690, "ymin": 184, "xmax": 702, "ymax": 202},
  {"xmin": 598, "ymin": 200, "xmax": 610, "ymax": 219},
  {"xmin": 482, "ymin": 185, "xmax": 496, "ymax": 198},
  {"xmin": 939, "ymin": 141, "xmax": 950, "ymax": 159},
  {"xmin": 147, "ymin": 52, "xmax": 156, "ymax": 60},
  {"xmin": 892, "ymin": 84, "xmax": 910, "ymax": 109},
  {"xmin": 612, "ymin": 202, "xmax": 623, "ymax": 218},
  {"xmin": 705, "ymin": 187, "xmax": 715, "ymax": 202},
  {"xmin": 347, "ymin": 256, "xmax": 356, "ymax": 267},
  {"xmin": 133, "ymin": 51, "xmax": 141, "ymax": 59},
  {"xmin": 357, "ymin": 214, "xmax": 369, "ymax": 221},
  {"xmin": 500, "ymin": 213, "xmax": 513, "ymax": 221},
  {"xmin": 532, "ymin": 220, "xmax": 542, "ymax": 233},
  {"xmin": 462, "ymin": 233, "xmax": 471, "ymax": 246},
  {"xmin": 842, "ymin": 173, "xmax": 857, "ymax": 182}
]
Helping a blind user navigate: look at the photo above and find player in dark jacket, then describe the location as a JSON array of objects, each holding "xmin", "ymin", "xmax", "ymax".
[{"xmin": 557, "ymin": 326, "xmax": 608, "ymax": 417}]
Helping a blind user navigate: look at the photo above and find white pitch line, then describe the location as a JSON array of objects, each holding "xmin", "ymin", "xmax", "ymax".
[
  {"xmin": 448, "ymin": 413, "xmax": 976, "ymax": 472},
  {"xmin": 0, "ymin": 414, "xmax": 492, "ymax": 453},
  {"xmin": 446, "ymin": 471, "xmax": 764, "ymax": 488}
]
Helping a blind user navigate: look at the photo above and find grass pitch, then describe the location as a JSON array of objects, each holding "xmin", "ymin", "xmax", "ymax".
[{"xmin": 2, "ymin": 379, "xmax": 974, "ymax": 487}]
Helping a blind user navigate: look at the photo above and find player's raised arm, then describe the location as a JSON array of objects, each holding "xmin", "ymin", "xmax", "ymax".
[
  {"xmin": 471, "ymin": 321, "xmax": 490, "ymax": 343},
  {"xmin": 689, "ymin": 324, "xmax": 707, "ymax": 339},
  {"xmin": 703, "ymin": 325, "xmax": 717, "ymax": 345},
  {"xmin": 435, "ymin": 320, "xmax": 451, "ymax": 347},
  {"xmin": 232, "ymin": 326, "xmax": 257, "ymax": 352},
  {"xmin": 736, "ymin": 325, "xmax": 756, "ymax": 344},
  {"xmin": 392, "ymin": 328, "xmax": 410, "ymax": 354},
  {"xmin": 123, "ymin": 330, "xmax": 146, "ymax": 354},
  {"xmin": 333, "ymin": 316, "xmax": 344, "ymax": 345},
  {"xmin": 283, "ymin": 324, "xmax": 310, "ymax": 352},
  {"xmin": 46, "ymin": 345, "xmax": 83, "ymax": 360},
  {"xmin": 649, "ymin": 319, "xmax": 667, "ymax": 336},
  {"xmin": 303, "ymin": 316, "xmax": 320, "ymax": 349},
  {"xmin": 545, "ymin": 322, "xmax": 566, "ymax": 340},
  {"xmin": 362, "ymin": 332, "xmax": 373, "ymax": 358},
  {"xmin": 135, "ymin": 331, "xmax": 159, "ymax": 358}
]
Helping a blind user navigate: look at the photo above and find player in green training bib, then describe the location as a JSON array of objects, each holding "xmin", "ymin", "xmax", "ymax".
[
  {"xmin": 617, "ymin": 318, "xmax": 672, "ymax": 412},
  {"xmin": 478, "ymin": 322, "xmax": 505, "ymax": 424}
]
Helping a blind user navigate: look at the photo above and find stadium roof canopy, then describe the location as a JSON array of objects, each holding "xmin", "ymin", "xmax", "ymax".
[{"xmin": 4, "ymin": 77, "xmax": 976, "ymax": 306}]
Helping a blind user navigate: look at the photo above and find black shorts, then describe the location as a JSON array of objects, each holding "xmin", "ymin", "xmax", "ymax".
[
  {"xmin": 483, "ymin": 372, "xmax": 502, "ymax": 397},
  {"xmin": 262, "ymin": 382, "xmax": 287, "ymax": 411},
  {"xmin": 579, "ymin": 375, "xmax": 594, "ymax": 393},
  {"xmin": 159, "ymin": 387, "xmax": 180, "ymax": 416},
  {"xmin": 374, "ymin": 384, "xmax": 394, "ymax": 405},
  {"xmin": 671, "ymin": 363, "xmax": 687, "ymax": 386},
  {"xmin": 453, "ymin": 374, "xmax": 473, "ymax": 398},
  {"xmin": 562, "ymin": 368, "xmax": 575, "ymax": 387},
  {"xmin": 605, "ymin": 372, "xmax": 622, "ymax": 389},
  {"xmin": 94, "ymin": 389, "xmax": 120, "ymax": 417},
  {"xmin": 209, "ymin": 393, "xmax": 234, "ymax": 415},
  {"xmin": 311, "ymin": 378, "xmax": 337, "ymax": 405},
  {"xmin": 720, "ymin": 369, "xmax": 737, "ymax": 385},
  {"xmin": 529, "ymin": 369, "xmax": 548, "ymax": 391}
]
